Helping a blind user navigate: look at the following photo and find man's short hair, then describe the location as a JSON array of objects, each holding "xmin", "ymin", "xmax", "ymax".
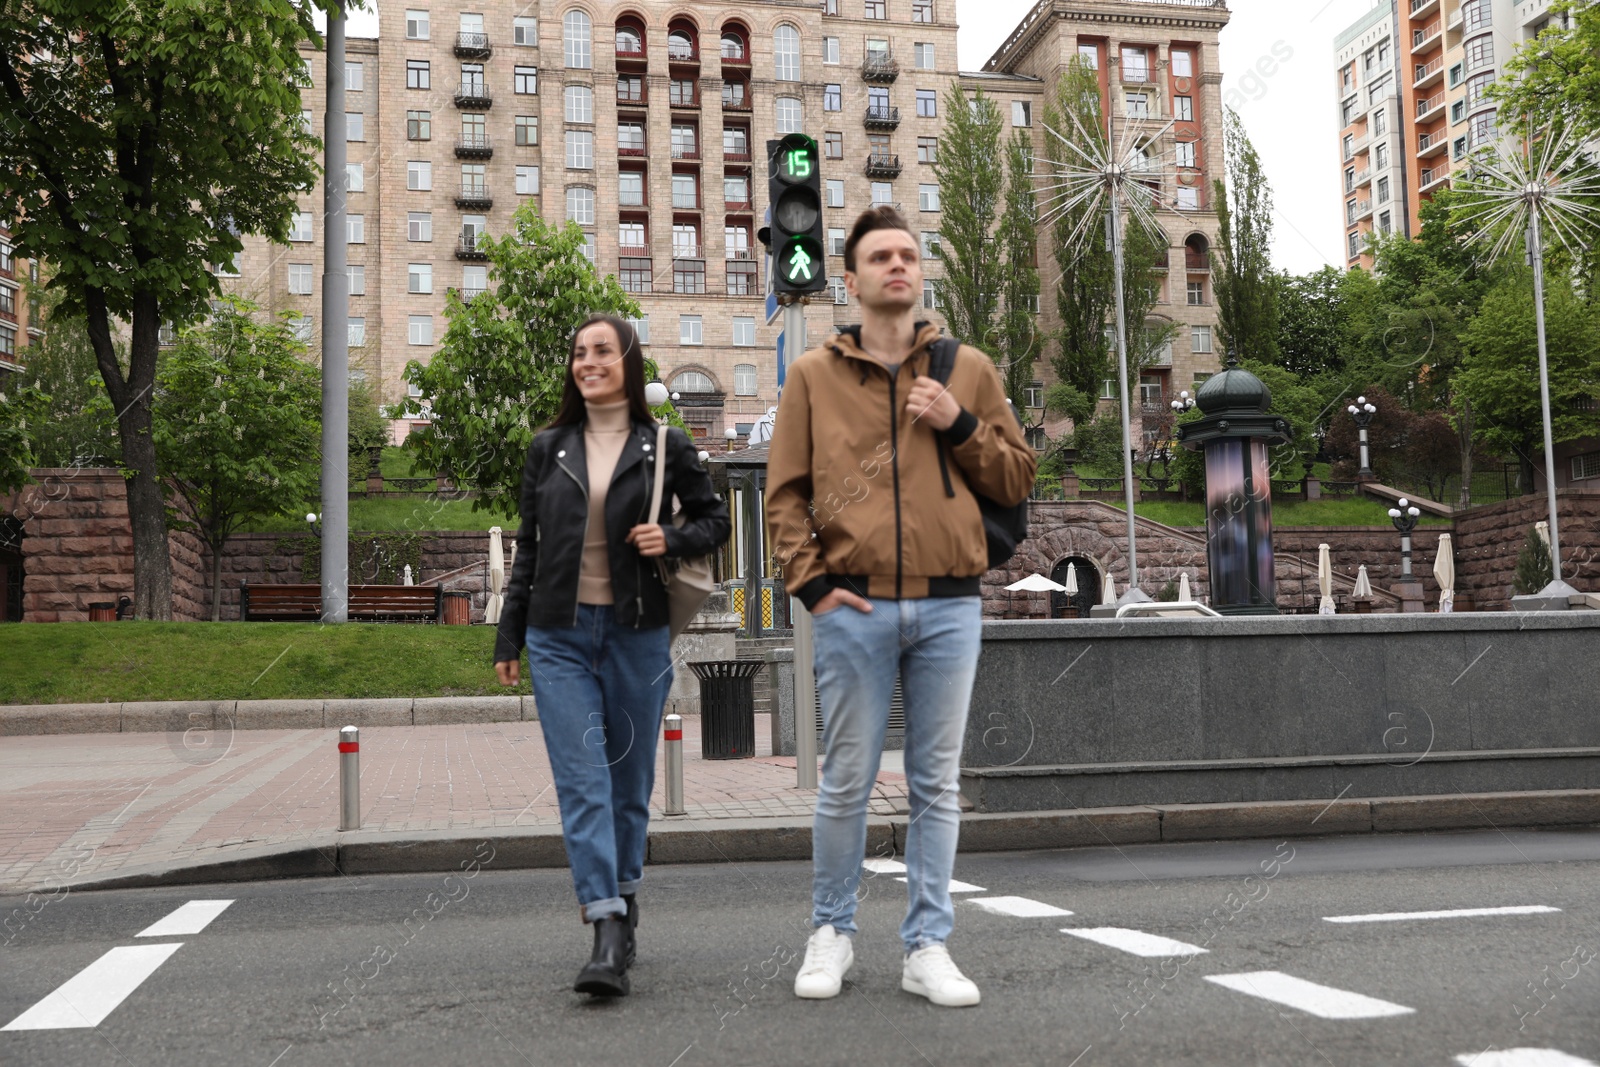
[{"xmin": 843, "ymin": 204, "xmax": 916, "ymax": 273}]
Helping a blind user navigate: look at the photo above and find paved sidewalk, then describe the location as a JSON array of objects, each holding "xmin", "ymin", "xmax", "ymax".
[{"xmin": 1, "ymin": 715, "xmax": 907, "ymax": 895}]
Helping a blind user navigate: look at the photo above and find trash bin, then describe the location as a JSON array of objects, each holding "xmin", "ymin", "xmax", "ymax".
[
  {"xmin": 88, "ymin": 601, "xmax": 116, "ymax": 622},
  {"xmin": 442, "ymin": 590, "xmax": 471, "ymax": 625},
  {"xmin": 689, "ymin": 660, "xmax": 765, "ymax": 759}
]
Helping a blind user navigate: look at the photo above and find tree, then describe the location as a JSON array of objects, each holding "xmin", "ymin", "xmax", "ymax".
[
  {"xmin": 1276, "ymin": 266, "xmax": 1354, "ymax": 380},
  {"xmin": 994, "ymin": 128, "xmax": 1044, "ymax": 413},
  {"xmin": 1043, "ymin": 60, "xmax": 1170, "ymax": 419},
  {"xmin": 1457, "ymin": 269, "xmax": 1600, "ymax": 490},
  {"xmin": 0, "ymin": 385, "xmax": 48, "ymax": 495},
  {"xmin": 16, "ymin": 288, "xmax": 120, "ymax": 469},
  {"xmin": 1212, "ymin": 109, "xmax": 1279, "ymax": 363},
  {"xmin": 1513, "ymin": 528, "xmax": 1555, "ymax": 595},
  {"xmin": 932, "ymin": 85, "xmax": 1005, "ymax": 352},
  {"xmin": 346, "ymin": 379, "xmax": 391, "ymax": 487},
  {"xmin": 395, "ymin": 206, "xmax": 643, "ymax": 520},
  {"xmin": 152, "ymin": 298, "xmax": 322, "ymax": 622},
  {"xmin": 1495, "ymin": 2, "xmax": 1600, "ymax": 144},
  {"xmin": 0, "ymin": 3, "xmax": 324, "ymax": 618}
]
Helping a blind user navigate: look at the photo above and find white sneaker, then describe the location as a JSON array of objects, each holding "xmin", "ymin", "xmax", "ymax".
[
  {"xmin": 794, "ymin": 925, "xmax": 854, "ymax": 999},
  {"xmin": 901, "ymin": 944, "xmax": 980, "ymax": 1007}
]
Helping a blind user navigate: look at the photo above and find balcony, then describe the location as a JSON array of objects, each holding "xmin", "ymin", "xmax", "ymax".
[
  {"xmin": 455, "ymin": 183, "xmax": 493, "ymax": 209},
  {"xmin": 616, "ymin": 88, "xmax": 647, "ymax": 107},
  {"xmin": 1343, "ymin": 132, "xmax": 1372, "ymax": 161},
  {"xmin": 1420, "ymin": 164, "xmax": 1450, "ymax": 190},
  {"xmin": 1409, "ymin": 0, "xmax": 1438, "ymax": 14},
  {"xmin": 864, "ymin": 151, "xmax": 901, "ymax": 178},
  {"xmin": 1418, "ymin": 129, "xmax": 1448, "ymax": 158},
  {"xmin": 1346, "ymin": 168, "xmax": 1371, "ymax": 192},
  {"xmin": 671, "ymin": 244, "xmax": 702, "ymax": 259},
  {"xmin": 864, "ymin": 105, "xmax": 901, "ymax": 130},
  {"xmin": 1446, "ymin": 5, "xmax": 1463, "ymax": 31},
  {"xmin": 1413, "ymin": 55, "xmax": 1444, "ymax": 88},
  {"xmin": 719, "ymin": 43, "xmax": 751, "ymax": 67},
  {"xmin": 615, "ymin": 41, "xmax": 646, "ymax": 65},
  {"xmin": 723, "ymin": 147, "xmax": 752, "ymax": 162},
  {"xmin": 1350, "ymin": 199, "xmax": 1373, "ymax": 221},
  {"xmin": 454, "ymin": 32, "xmax": 492, "ymax": 58},
  {"xmin": 671, "ymin": 145, "xmax": 701, "ymax": 160},
  {"xmin": 667, "ymin": 42, "xmax": 699, "ymax": 65},
  {"xmin": 454, "ymin": 84, "xmax": 493, "ymax": 109},
  {"xmin": 1411, "ymin": 24, "xmax": 1441, "ymax": 54},
  {"xmin": 456, "ymin": 235, "xmax": 488, "ymax": 260},
  {"xmin": 861, "ymin": 52, "xmax": 899, "ymax": 82},
  {"xmin": 455, "ymin": 136, "xmax": 493, "ymax": 159},
  {"xmin": 721, "ymin": 92, "xmax": 752, "ymax": 112},
  {"xmin": 618, "ymin": 244, "xmax": 650, "ymax": 258},
  {"xmin": 724, "ymin": 196, "xmax": 753, "ymax": 212},
  {"xmin": 1416, "ymin": 91, "xmax": 1446, "ymax": 120}
]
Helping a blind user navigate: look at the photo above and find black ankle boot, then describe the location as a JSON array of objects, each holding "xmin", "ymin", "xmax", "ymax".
[
  {"xmin": 622, "ymin": 893, "xmax": 638, "ymax": 965},
  {"xmin": 574, "ymin": 916, "xmax": 631, "ymax": 996}
]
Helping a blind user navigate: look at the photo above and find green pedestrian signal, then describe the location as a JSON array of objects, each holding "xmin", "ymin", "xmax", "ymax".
[{"xmin": 767, "ymin": 134, "xmax": 825, "ymax": 295}]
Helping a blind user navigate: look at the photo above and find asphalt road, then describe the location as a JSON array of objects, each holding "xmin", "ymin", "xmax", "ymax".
[{"xmin": 3, "ymin": 829, "xmax": 1599, "ymax": 1067}]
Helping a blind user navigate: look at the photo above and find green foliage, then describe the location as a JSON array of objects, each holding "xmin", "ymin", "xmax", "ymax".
[
  {"xmin": 1276, "ymin": 266, "xmax": 1358, "ymax": 380},
  {"xmin": 15, "ymin": 295, "xmax": 121, "ymax": 467},
  {"xmin": 152, "ymin": 297, "xmax": 323, "ymax": 619},
  {"xmin": 347, "ymin": 379, "xmax": 391, "ymax": 484},
  {"xmin": 1495, "ymin": 2, "xmax": 1600, "ymax": 145},
  {"xmin": 1513, "ymin": 528, "xmax": 1555, "ymax": 595},
  {"xmin": 1154, "ymin": 578, "xmax": 1179, "ymax": 602},
  {"xmin": 0, "ymin": 385, "xmax": 49, "ymax": 494},
  {"xmin": 1045, "ymin": 382, "xmax": 1097, "ymax": 426},
  {"xmin": 301, "ymin": 533, "xmax": 426, "ymax": 585},
  {"xmin": 932, "ymin": 85, "xmax": 1005, "ymax": 349},
  {"xmin": 1457, "ymin": 269, "xmax": 1600, "ymax": 462},
  {"xmin": 1213, "ymin": 109, "xmax": 1279, "ymax": 363},
  {"xmin": 1069, "ymin": 408, "xmax": 1126, "ymax": 471},
  {"xmin": 1168, "ymin": 407, "xmax": 1206, "ymax": 495},
  {"xmin": 1239, "ymin": 359, "xmax": 1323, "ymax": 477},
  {"xmin": 395, "ymin": 205, "xmax": 642, "ymax": 520},
  {"xmin": 995, "ymin": 128, "xmax": 1044, "ymax": 411}
]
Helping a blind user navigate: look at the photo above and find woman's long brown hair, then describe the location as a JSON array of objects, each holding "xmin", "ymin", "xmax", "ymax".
[{"xmin": 547, "ymin": 314, "xmax": 658, "ymax": 428}]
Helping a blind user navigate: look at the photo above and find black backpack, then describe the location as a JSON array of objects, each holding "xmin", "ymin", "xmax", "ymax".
[{"xmin": 927, "ymin": 337, "xmax": 1029, "ymax": 569}]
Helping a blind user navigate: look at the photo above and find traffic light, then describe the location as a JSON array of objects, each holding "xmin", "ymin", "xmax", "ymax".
[{"xmin": 767, "ymin": 134, "xmax": 825, "ymax": 295}]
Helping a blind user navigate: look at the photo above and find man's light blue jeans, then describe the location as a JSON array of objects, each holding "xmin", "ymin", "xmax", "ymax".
[
  {"xmin": 526, "ymin": 604, "xmax": 672, "ymax": 922},
  {"xmin": 809, "ymin": 595, "xmax": 982, "ymax": 953}
]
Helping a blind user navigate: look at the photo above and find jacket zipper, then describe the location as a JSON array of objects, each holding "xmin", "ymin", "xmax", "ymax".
[
  {"xmin": 887, "ymin": 369, "xmax": 903, "ymax": 600},
  {"xmin": 635, "ymin": 432, "xmax": 652, "ymax": 628},
  {"xmin": 556, "ymin": 448, "xmax": 588, "ymax": 626}
]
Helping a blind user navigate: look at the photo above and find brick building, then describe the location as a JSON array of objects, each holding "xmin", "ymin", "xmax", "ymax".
[{"xmin": 0, "ymin": 223, "xmax": 40, "ymax": 381}]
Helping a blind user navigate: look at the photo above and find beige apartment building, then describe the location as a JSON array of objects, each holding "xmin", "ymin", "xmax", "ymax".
[
  {"xmin": 224, "ymin": 2, "xmax": 962, "ymax": 445},
  {"xmin": 1335, "ymin": 0, "xmax": 1575, "ymax": 264},
  {"xmin": 973, "ymin": 0, "xmax": 1230, "ymax": 441}
]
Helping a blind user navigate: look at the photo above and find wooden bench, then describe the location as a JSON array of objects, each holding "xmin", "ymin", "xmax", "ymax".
[{"xmin": 240, "ymin": 581, "xmax": 445, "ymax": 622}]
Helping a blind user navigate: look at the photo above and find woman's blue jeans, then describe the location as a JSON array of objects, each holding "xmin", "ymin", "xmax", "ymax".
[
  {"xmin": 809, "ymin": 596, "xmax": 982, "ymax": 953},
  {"xmin": 526, "ymin": 604, "xmax": 672, "ymax": 922}
]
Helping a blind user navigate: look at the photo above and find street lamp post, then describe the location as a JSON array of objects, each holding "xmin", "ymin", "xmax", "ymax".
[
  {"xmin": 1170, "ymin": 390, "xmax": 1195, "ymax": 415},
  {"xmin": 1387, "ymin": 497, "xmax": 1422, "ymax": 578},
  {"xmin": 1347, "ymin": 397, "xmax": 1377, "ymax": 479}
]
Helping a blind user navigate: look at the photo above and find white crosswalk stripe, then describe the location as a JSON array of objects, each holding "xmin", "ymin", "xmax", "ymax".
[
  {"xmin": 2, "ymin": 944, "xmax": 184, "ymax": 1030},
  {"xmin": 1204, "ymin": 970, "xmax": 1414, "ymax": 1019},
  {"xmin": 862, "ymin": 858, "xmax": 906, "ymax": 874},
  {"xmin": 895, "ymin": 877, "xmax": 985, "ymax": 893},
  {"xmin": 965, "ymin": 896, "xmax": 1073, "ymax": 918},
  {"xmin": 1061, "ymin": 927, "xmax": 1208, "ymax": 958},
  {"xmin": 136, "ymin": 900, "xmax": 234, "ymax": 938},
  {"xmin": 1453, "ymin": 1051, "xmax": 1599, "ymax": 1066},
  {"xmin": 1323, "ymin": 905, "xmax": 1559, "ymax": 924}
]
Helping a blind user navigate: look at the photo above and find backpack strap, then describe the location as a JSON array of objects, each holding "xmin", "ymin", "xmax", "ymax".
[{"xmin": 928, "ymin": 336, "xmax": 960, "ymax": 385}]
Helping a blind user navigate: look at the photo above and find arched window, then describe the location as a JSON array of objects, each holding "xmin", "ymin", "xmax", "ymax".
[
  {"xmin": 720, "ymin": 30, "xmax": 746, "ymax": 60},
  {"xmin": 615, "ymin": 25, "xmax": 642, "ymax": 54},
  {"xmin": 1184, "ymin": 233, "xmax": 1209, "ymax": 270},
  {"xmin": 668, "ymin": 28, "xmax": 695, "ymax": 60},
  {"xmin": 733, "ymin": 364, "xmax": 757, "ymax": 395},
  {"xmin": 672, "ymin": 370, "xmax": 716, "ymax": 393},
  {"xmin": 563, "ymin": 10, "xmax": 592, "ymax": 69},
  {"xmin": 773, "ymin": 24, "xmax": 800, "ymax": 81}
]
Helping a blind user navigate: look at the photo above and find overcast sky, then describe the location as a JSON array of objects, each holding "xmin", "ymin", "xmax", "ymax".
[{"xmin": 332, "ymin": 0, "xmax": 1381, "ymax": 275}]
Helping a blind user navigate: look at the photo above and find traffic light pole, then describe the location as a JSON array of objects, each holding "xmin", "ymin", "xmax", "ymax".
[{"xmin": 783, "ymin": 296, "xmax": 818, "ymax": 791}]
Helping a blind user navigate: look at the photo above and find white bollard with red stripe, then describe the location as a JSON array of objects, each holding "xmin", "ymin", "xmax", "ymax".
[
  {"xmin": 663, "ymin": 713, "xmax": 685, "ymax": 816},
  {"xmin": 338, "ymin": 725, "xmax": 361, "ymax": 831}
]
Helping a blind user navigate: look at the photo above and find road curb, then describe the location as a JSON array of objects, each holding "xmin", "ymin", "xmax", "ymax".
[
  {"xmin": 21, "ymin": 790, "xmax": 1599, "ymax": 895},
  {"xmin": 0, "ymin": 696, "xmax": 541, "ymax": 735}
]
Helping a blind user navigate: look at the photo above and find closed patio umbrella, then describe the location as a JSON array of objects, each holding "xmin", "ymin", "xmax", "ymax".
[
  {"xmin": 402, "ymin": 564, "xmax": 414, "ymax": 586},
  {"xmin": 1318, "ymin": 543, "xmax": 1335, "ymax": 614},
  {"xmin": 1065, "ymin": 564, "xmax": 1079, "ymax": 596},
  {"xmin": 1102, "ymin": 570, "xmax": 1116, "ymax": 604},
  {"xmin": 486, "ymin": 526, "xmax": 505, "ymax": 625},
  {"xmin": 1353, "ymin": 565, "xmax": 1372, "ymax": 598},
  {"xmin": 1434, "ymin": 532, "xmax": 1455, "ymax": 613},
  {"xmin": 1178, "ymin": 572, "xmax": 1190, "ymax": 602}
]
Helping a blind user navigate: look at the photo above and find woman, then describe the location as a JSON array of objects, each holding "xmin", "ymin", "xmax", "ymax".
[{"xmin": 494, "ymin": 314, "xmax": 730, "ymax": 997}]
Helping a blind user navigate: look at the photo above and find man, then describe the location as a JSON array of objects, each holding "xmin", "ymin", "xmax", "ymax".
[{"xmin": 765, "ymin": 205, "xmax": 1036, "ymax": 1007}]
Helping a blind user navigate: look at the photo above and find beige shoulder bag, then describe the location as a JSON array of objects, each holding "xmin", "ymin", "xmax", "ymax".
[{"xmin": 649, "ymin": 423, "xmax": 716, "ymax": 639}]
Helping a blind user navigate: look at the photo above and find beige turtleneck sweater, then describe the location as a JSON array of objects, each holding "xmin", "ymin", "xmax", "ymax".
[{"xmin": 577, "ymin": 399, "xmax": 633, "ymax": 605}]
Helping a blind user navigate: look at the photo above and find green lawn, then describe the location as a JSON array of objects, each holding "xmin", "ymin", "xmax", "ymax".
[
  {"xmin": 0, "ymin": 623, "xmax": 531, "ymax": 706},
  {"xmin": 241, "ymin": 494, "xmax": 511, "ymax": 533},
  {"xmin": 1132, "ymin": 496, "xmax": 1453, "ymax": 529}
]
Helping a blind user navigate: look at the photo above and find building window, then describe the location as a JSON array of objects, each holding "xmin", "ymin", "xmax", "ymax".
[
  {"xmin": 671, "ymin": 173, "xmax": 698, "ymax": 209},
  {"xmin": 346, "ymin": 116, "xmax": 364, "ymax": 146},
  {"xmin": 347, "ymin": 264, "xmax": 365, "ymax": 294},
  {"xmin": 407, "ymin": 59, "xmax": 430, "ymax": 89},
  {"xmin": 1124, "ymin": 92, "xmax": 1149, "ymax": 118},
  {"xmin": 1186, "ymin": 280, "xmax": 1205, "ymax": 305},
  {"xmin": 733, "ymin": 321, "xmax": 757, "ymax": 351},
  {"xmin": 347, "ymin": 317, "xmax": 366, "ymax": 346},
  {"xmin": 1171, "ymin": 49, "xmax": 1193, "ymax": 78},
  {"xmin": 922, "ymin": 279, "xmax": 938, "ymax": 308},
  {"xmin": 776, "ymin": 96, "xmax": 802, "ymax": 134},
  {"xmin": 726, "ymin": 225, "xmax": 751, "ymax": 259},
  {"xmin": 1175, "ymin": 187, "xmax": 1199, "ymax": 210},
  {"xmin": 409, "ymin": 315, "xmax": 433, "ymax": 345},
  {"xmin": 566, "ymin": 186, "xmax": 595, "ymax": 224},
  {"xmin": 914, "ymin": 43, "xmax": 935, "ymax": 70},
  {"xmin": 1175, "ymin": 141, "xmax": 1196, "ymax": 168},
  {"xmin": 509, "ymin": 15, "xmax": 537, "ymax": 45},
  {"xmin": 408, "ymin": 212, "xmax": 432, "ymax": 241},
  {"xmin": 917, "ymin": 136, "xmax": 938, "ymax": 164},
  {"xmin": 912, "ymin": 0, "xmax": 934, "ymax": 22},
  {"xmin": 287, "ymin": 263, "xmax": 313, "ymax": 295},
  {"xmin": 1375, "ymin": 143, "xmax": 1389, "ymax": 169},
  {"xmin": 670, "ymin": 121, "xmax": 698, "ymax": 156},
  {"xmin": 724, "ymin": 174, "xmax": 750, "ymax": 206},
  {"xmin": 864, "ymin": 0, "xmax": 885, "ymax": 18},
  {"xmin": 1025, "ymin": 380, "xmax": 1044, "ymax": 408},
  {"xmin": 459, "ymin": 263, "xmax": 488, "ymax": 297},
  {"xmin": 618, "ymin": 220, "xmax": 646, "ymax": 254},
  {"xmin": 407, "ymin": 110, "xmax": 431, "ymax": 140},
  {"xmin": 1175, "ymin": 95, "xmax": 1193, "ymax": 122},
  {"xmin": 823, "ymin": 37, "xmax": 840, "ymax": 64},
  {"xmin": 1121, "ymin": 46, "xmax": 1149, "ymax": 81},
  {"xmin": 344, "ymin": 162, "xmax": 364, "ymax": 192},
  {"xmin": 826, "ymin": 179, "xmax": 845, "ymax": 208},
  {"xmin": 1348, "ymin": 231, "xmax": 1362, "ymax": 260},
  {"xmin": 733, "ymin": 362, "xmax": 758, "ymax": 394},
  {"xmin": 289, "ymin": 314, "xmax": 313, "ymax": 343},
  {"xmin": 408, "ymin": 262, "xmax": 433, "ymax": 294},
  {"xmin": 1077, "ymin": 43, "xmax": 1099, "ymax": 69},
  {"xmin": 566, "ymin": 129, "xmax": 593, "ymax": 169},
  {"xmin": 1378, "ymin": 211, "xmax": 1392, "ymax": 235},
  {"xmin": 619, "ymin": 170, "xmax": 644, "ymax": 206},
  {"xmin": 564, "ymin": 84, "xmax": 593, "ymax": 124},
  {"xmin": 824, "ymin": 84, "xmax": 842, "ymax": 112},
  {"xmin": 669, "ymin": 78, "xmax": 697, "ymax": 107},
  {"xmin": 507, "ymin": 164, "xmax": 537, "ymax": 195},
  {"xmin": 918, "ymin": 183, "xmax": 940, "ymax": 211},
  {"xmin": 673, "ymin": 258, "xmax": 706, "ymax": 294},
  {"xmin": 679, "ymin": 316, "xmax": 703, "ymax": 345},
  {"xmin": 406, "ymin": 9, "xmax": 430, "ymax": 39},
  {"xmin": 1190, "ymin": 325, "xmax": 1213, "ymax": 353},
  {"xmin": 563, "ymin": 10, "xmax": 591, "ymax": 68},
  {"xmin": 289, "ymin": 211, "xmax": 313, "ymax": 242},
  {"xmin": 822, "ymin": 130, "xmax": 843, "ymax": 159},
  {"xmin": 916, "ymin": 89, "xmax": 937, "ymax": 117},
  {"xmin": 774, "ymin": 24, "xmax": 800, "ymax": 81},
  {"xmin": 1377, "ymin": 176, "xmax": 1390, "ymax": 204},
  {"xmin": 1012, "ymin": 101, "xmax": 1031, "ymax": 127},
  {"xmin": 921, "ymin": 231, "xmax": 941, "ymax": 258},
  {"xmin": 1372, "ymin": 109, "xmax": 1387, "ymax": 136},
  {"xmin": 515, "ymin": 115, "xmax": 539, "ymax": 146},
  {"xmin": 828, "ymin": 275, "xmax": 847, "ymax": 304},
  {"xmin": 871, "ymin": 181, "xmax": 893, "ymax": 205},
  {"xmin": 672, "ymin": 222, "xmax": 700, "ymax": 258}
]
